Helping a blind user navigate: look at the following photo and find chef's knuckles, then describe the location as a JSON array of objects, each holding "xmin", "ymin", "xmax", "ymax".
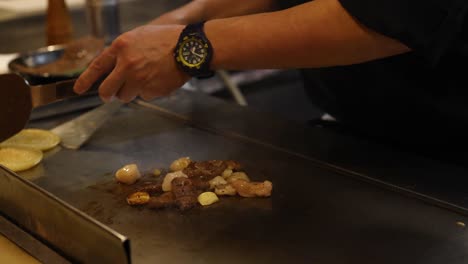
[
  {"xmin": 76, "ymin": 24, "xmax": 189, "ymax": 102},
  {"xmin": 111, "ymin": 33, "xmax": 132, "ymax": 51},
  {"xmin": 89, "ymin": 50, "xmax": 116, "ymax": 73},
  {"xmin": 133, "ymin": 69, "xmax": 153, "ymax": 84}
]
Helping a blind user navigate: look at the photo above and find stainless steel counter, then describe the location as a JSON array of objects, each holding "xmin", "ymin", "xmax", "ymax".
[{"xmin": 4, "ymin": 90, "xmax": 467, "ymax": 264}]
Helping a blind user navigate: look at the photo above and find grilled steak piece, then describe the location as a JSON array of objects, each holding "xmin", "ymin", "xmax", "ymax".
[
  {"xmin": 191, "ymin": 178, "xmax": 210, "ymax": 193},
  {"xmin": 171, "ymin": 177, "xmax": 198, "ymax": 211},
  {"xmin": 176, "ymin": 196, "xmax": 198, "ymax": 211},
  {"xmin": 183, "ymin": 160, "xmax": 241, "ymax": 181},
  {"xmin": 172, "ymin": 177, "xmax": 198, "ymax": 197},
  {"xmin": 225, "ymin": 160, "xmax": 242, "ymax": 170},
  {"xmin": 148, "ymin": 192, "xmax": 175, "ymax": 209},
  {"xmin": 136, "ymin": 182, "xmax": 163, "ymax": 195}
]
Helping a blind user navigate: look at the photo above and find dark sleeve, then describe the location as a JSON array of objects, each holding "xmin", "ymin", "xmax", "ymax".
[{"xmin": 338, "ymin": 0, "xmax": 468, "ymax": 65}]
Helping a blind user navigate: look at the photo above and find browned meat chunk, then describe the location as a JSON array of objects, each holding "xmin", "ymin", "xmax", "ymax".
[
  {"xmin": 183, "ymin": 160, "xmax": 241, "ymax": 181},
  {"xmin": 148, "ymin": 192, "xmax": 175, "ymax": 209},
  {"xmin": 176, "ymin": 196, "xmax": 199, "ymax": 211},
  {"xmin": 191, "ymin": 178, "xmax": 210, "ymax": 193},
  {"xmin": 136, "ymin": 182, "xmax": 163, "ymax": 195},
  {"xmin": 171, "ymin": 177, "xmax": 198, "ymax": 211},
  {"xmin": 172, "ymin": 177, "xmax": 198, "ymax": 197},
  {"xmin": 225, "ymin": 160, "xmax": 242, "ymax": 170}
]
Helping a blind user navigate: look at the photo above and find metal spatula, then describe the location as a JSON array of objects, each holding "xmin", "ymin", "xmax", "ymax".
[
  {"xmin": 0, "ymin": 73, "xmax": 83, "ymax": 142},
  {"xmin": 50, "ymin": 100, "xmax": 123, "ymax": 149}
]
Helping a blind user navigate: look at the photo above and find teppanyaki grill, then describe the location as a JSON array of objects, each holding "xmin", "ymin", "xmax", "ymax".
[{"xmin": 2, "ymin": 90, "xmax": 467, "ymax": 264}]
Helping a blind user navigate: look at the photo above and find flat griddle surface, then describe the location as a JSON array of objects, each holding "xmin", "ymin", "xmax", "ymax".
[{"xmin": 22, "ymin": 93, "xmax": 468, "ymax": 264}]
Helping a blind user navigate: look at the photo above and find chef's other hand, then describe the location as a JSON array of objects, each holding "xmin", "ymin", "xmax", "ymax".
[{"xmin": 73, "ymin": 25, "xmax": 190, "ymax": 103}]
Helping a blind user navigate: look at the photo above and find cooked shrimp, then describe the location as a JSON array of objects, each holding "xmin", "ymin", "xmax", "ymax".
[{"xmin": 231, "ymin": 180, "xmax": 273, "ymax": 198}]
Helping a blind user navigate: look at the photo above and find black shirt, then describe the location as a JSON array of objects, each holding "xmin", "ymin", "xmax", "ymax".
[{"xmin": 278, "ymin": 0, "xmax": 468, "ymax": 160}]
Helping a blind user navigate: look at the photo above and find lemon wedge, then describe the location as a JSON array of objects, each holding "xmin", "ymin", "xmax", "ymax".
[
  {"xmin": 0, "ymin": 147, "xmax": 43, "ymax": 172},
  {"xmin": 0, "ymin": 129, "xmax": 60, "ymax": 151}
]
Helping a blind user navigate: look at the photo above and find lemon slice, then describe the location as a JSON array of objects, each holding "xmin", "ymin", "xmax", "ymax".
[
  {"xmin": 0, "ymin": 129, "xmax": 60, "ymax": 151},
  {"xmin": 0, "ymin": 147, "xmax": 43, "ymax": 172}
]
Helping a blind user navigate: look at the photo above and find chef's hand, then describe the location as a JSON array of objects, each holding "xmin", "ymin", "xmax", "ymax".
[{"xmin": 73, "ymin": 25, "xmax": 190, "ymax": 102}]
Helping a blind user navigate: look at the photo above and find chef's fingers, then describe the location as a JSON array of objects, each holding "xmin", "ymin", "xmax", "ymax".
[
  {"xmin": 139, "ymin": 90, "xmax": 157, "ymax": 101},
  {"xmin": 98, "ymin": 63, "xmax": 126, "ymax": 102},
  {"xmin": 115, "ymin": 80, "xmax": 140, "ymax": 103},
  {"xmin": 73, "ymin": 48, "xmax": 117, "ymax": 94}
]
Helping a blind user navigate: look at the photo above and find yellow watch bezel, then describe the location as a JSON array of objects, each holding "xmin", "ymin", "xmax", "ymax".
[{"xmin": 176, "ymin": 36, "xmax": 208, "ymax": 69}]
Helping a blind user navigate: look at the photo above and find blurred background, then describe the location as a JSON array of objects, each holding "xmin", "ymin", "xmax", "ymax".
[{"xmin": 0, "ymin": 0, "xmax": 323, "ymax": 124}]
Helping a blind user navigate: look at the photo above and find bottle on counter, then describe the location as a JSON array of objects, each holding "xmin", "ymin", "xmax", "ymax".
[
  {"xmin": 86, "ymin": 0, "xmax": 121, "ymax": 45},
  {"xmin": 46, "ymin": 0, "xmax": 74, "ymax": 45}
]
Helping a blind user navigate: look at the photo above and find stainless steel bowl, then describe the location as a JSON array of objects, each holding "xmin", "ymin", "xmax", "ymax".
[{"xmin": 8, "ymin": 45, "xmax": 83, "ymax": 85}]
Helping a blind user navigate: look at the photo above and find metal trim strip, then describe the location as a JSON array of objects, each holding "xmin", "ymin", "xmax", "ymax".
[{"xmin": 0, "ymin": 165, "xmax": 130, "ymax": 263}]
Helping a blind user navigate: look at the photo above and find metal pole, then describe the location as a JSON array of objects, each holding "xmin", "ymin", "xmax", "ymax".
[{"xmin": 216, "ymin": 70, "xmax": 248, "ymax": 106}]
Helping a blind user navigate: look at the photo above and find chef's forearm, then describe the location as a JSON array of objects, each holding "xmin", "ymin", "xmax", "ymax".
[
  {"xmin": 206, "ymin": 0, "xmax": 410, "ymax": 70},
  {"xmin": 150, "ymin": 0, "xmax": 277, "ymax": 25}
]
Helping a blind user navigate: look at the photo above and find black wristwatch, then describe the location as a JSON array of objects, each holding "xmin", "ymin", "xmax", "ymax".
[{"xmin": 174, "ymin": 22, "xmax": 214, "ymax": 78}]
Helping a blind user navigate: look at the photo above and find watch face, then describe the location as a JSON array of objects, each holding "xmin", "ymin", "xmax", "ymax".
[{"xmin": 177, "ymin": 36, "xmax": 208, "ymax": 68}]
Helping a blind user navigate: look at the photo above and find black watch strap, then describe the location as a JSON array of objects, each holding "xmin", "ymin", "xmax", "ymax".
[
  {"xmin": 183, "ymin": 22, "xmax": 205, "ymax": 35},
  {"xmin": 174, "ymin": 22, "xmax": 214, "ymax": 79}
]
